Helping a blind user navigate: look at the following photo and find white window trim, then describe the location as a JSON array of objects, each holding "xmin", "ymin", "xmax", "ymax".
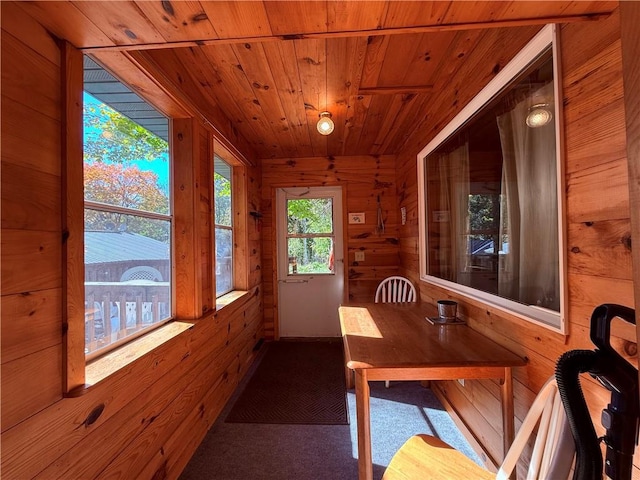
[{"xmin": 416, "ymin": 24, "xmax": 567, "ymax": 334}]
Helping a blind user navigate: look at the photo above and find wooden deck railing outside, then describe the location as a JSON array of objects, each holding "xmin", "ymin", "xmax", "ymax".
[{"xmin": 85, "ymin": 281, "xmax": 170, "ymax": 355}]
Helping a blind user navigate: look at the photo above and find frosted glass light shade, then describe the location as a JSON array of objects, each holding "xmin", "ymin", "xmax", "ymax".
[{"xmin": 317, "ymin": 112, "xmax": 334, "ymax": 135}]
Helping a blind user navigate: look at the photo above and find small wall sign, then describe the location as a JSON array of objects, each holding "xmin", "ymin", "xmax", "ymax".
[{"xmin": 348, "ymin": 212, "xmax": 365, "ymax": 224}]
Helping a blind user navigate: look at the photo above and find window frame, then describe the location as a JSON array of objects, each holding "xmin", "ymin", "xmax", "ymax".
[
  {"xmin": 416, "ymin": 24, "xmax": 567, "ymax": 333},
  {"xmin": 214, "ymin": 155, "xmax": 234, "ymax": 298},
  {"xmin": 282, "ymin": 194, "xmax": 336, "ymax": 276},
  {"xmin": 82, "ymin": 57, "xmax": 175, "ymax": 360},
  {"xmin": 212, "ymin": 139, "xmax": 250, "ymax": 299}
]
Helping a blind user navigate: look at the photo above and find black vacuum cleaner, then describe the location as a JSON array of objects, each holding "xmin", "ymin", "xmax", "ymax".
[{"xmin": 556, "ymin": 304, "xmax": 639, "ymax": 479}]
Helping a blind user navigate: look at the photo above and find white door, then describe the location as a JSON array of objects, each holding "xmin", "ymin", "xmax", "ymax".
[{"xmin": 276, "ymin": 186, "xmax": 344, "ymax": 337}]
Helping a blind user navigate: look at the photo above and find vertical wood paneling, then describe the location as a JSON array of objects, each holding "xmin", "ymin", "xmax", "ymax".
[
  {"xmin": 199, "ymin": 127, "xmax": 214, "ymax": 313},
  {"xmin": 61, "ymin": 40, "xmax": 86, "ymax": 392},
  {"xmin": 173, "ymin": 118, "xmax": 201, "ymax": 318}
]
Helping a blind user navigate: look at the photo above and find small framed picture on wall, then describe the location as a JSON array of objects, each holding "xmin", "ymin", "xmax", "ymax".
[{"xmin": 348, "ymin": 212, "xmax": 365, "ymax": 224}]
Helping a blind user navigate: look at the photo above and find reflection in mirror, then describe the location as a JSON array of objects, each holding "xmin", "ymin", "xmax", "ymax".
[{"xmin": 421, "ymin": 35, "xmax": 563, "ymax": 328}]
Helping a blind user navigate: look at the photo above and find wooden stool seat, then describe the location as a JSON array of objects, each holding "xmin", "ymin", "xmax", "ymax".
[{"xmin": 383, "ymin": 434, "xmax": 494, "ymax": 480}]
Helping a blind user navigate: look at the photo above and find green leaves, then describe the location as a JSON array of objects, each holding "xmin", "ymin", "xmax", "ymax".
[{"xmin": 84, "ymin": 99, "xmax": 168, "ymax": 165}]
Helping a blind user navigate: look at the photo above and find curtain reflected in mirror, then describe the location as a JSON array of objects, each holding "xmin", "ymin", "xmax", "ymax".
[
  {"xmin": 497, "ymin": 83, "xmax": 559, "ymax": 310},
  {"xmin": 425, "ymin": 48, "xmax": 560, "ymax": 312}
]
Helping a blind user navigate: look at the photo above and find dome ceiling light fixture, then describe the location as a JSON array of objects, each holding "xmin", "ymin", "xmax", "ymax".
[
  {"xmin": 526, "ymin": 103, "xmax": 553, "ymax": 128},
  {"xmin": 317, "ymin": 111, "xmax": 335, "ymax": 135}
]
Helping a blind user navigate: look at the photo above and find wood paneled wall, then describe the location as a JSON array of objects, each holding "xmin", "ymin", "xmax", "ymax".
[
  {"xmin": 1, "ymin": 1, "xmax": 64, "ymax": 431},
  {"xmin": 260, "ymin": 155, "xmax": 399, "ymax": 338},
  {"xmin": 0, "ymin": 3, "xmax": 264, "ymax": 478},
  {"xmin": 397, "ymin": 7, "xmax": 638, "ymax": 472}
]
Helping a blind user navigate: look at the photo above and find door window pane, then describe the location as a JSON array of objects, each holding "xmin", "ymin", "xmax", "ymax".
[
  {"xmin": 286, "ymin": 197, "xmax": 334, "ymax": 275},
  {"xmin": 287, "ymin": 198, "xmax": 333, "ymax": 234},
  {"xmin": 287, "ymin": 237, "xmax": 333, "ymax": 274}
]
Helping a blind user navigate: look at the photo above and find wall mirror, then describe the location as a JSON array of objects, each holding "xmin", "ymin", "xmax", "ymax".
[{"xmin": 417, "ymin": 25, "xmax": 566, "ymax": 332}]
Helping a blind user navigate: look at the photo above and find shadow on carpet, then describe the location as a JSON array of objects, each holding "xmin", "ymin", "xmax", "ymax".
[{"xmin": 225, "ymin": 339, "xmax": 349, "ymax": 425}]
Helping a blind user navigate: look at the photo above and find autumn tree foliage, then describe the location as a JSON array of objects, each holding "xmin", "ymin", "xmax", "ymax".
[
  {"xmin": 84, "ymin": 163, "xmax": 170, "ymax": 241},
  {"xmin": 84, "ymin": 94, "xmax": 170, "ymax": 242}
]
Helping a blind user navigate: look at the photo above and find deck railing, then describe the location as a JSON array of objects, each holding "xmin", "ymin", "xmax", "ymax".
[{"xmin": 85, "ymin": 281, "xmax": 170, "ymax": 355}]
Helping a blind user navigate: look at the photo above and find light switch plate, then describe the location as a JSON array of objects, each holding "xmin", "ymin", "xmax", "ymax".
[{"xmin": 355, "ymin": 251, "xmax": 365, "ymax": 262}]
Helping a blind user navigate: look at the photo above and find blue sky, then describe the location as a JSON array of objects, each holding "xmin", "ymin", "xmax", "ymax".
[{"xmin": 84, "ymin": 92, "xmax": 170, "ymax": 192}]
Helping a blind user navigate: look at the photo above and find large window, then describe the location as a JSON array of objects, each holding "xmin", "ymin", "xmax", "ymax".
[
  {"xmin": 215, "ymin": 156, "xmax": 233, "ymax": 297},
  {"xmin": 417, "ymin": 25, "xmax": 565, "ymax": 332},
  {"xmin": 83, "ymin": 56, "xmax": 172, "ymax": 357}
]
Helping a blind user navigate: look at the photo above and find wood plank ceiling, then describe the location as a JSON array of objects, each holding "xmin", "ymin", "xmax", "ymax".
[{"xmin": 16, "ymin": 1, "xmax": 616, "ymax": 159}]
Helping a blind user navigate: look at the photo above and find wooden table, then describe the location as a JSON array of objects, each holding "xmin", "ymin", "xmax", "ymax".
[{"xmin": 339, "ymin": 302, "xmax": 527, "ymax": 480}]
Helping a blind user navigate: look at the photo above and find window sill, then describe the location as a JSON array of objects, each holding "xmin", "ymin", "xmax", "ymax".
[
  {"xmin": 82, "ymin": 321, "xmax": 194, "ymax": 389},
  {"xmin": 72, "ymin": 290, "xmax": 252, "ymax": 395},
  {"xmin": 216, "ymin": 290, "xmax": 249, "ymax": 309}
]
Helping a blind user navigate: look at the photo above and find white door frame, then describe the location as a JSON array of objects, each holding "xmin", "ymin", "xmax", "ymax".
[{"xmin": 274, "ymin": 185, "xmax": 346, "ymax": 338}]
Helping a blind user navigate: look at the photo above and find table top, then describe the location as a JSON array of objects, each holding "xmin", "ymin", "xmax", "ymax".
[{"xmin": 339, "ymin": 302, "xmax": 527, "ymax": 370}]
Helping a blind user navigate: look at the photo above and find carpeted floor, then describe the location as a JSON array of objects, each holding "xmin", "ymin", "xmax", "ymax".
[
  {"xmin": 225, "ymin": 340, "xmax": 348, "ymax": 425},
  {"xmin": 180, "ymin": 340, "xmax": 482, "ymax": 480}
]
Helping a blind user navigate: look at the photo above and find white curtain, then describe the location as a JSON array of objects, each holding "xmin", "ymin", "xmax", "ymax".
[
  {"xmin": 497, "ymin": 84, "xmax": 559, "ymax": 310},
  {"xmin": 436, "ymin": 143, "xmax": 470, "ymax": 282}
]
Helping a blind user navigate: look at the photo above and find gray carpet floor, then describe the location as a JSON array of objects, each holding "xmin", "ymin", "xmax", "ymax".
[{"xmin": 180, "ymin": 343, "xmax": 482, "ymax": 480}]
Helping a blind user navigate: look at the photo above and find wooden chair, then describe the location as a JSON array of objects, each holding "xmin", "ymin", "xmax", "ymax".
[
  {"xmin": 383, "ymin": 377, "xmax": 575, "ymax": 480},
  {"xmin": 375, "ymin": 276, "xmax": 417, "ymax": 303},
  {"xmin": 375, "ymin": 276, "xmax": 417, "ymax": 387}
]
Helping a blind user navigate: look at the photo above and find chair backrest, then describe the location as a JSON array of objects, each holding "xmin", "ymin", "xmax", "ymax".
[
  {"xmin": 497, "ymin": 377, "xmax": 575, "ymax": 480},
  {"xmin": 375, "ymin": 276, "xmax": 417, "ymax": 303}
]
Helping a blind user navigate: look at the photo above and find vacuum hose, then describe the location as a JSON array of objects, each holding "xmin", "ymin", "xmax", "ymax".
[
  {"xmin": 556, "ymin": 304, "xmax": 639, "ymax": 480},
  {"xmin": 555, "ymin": 350, "xmax": 604, "ymax": 480}
]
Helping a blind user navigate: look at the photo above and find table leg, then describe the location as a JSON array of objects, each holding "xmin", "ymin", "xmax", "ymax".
[
  {"xmin": 346, "ymin": 366, "xmax": 354, "ymax": 390},
  {"xmin": 501, "ymin": 367, "xmax": 515, "ymax": 457},
  {"xmin": 355, "ymin": 369, "xmax": 373, "ymax": 480},
  {"xmin": 342, "ymin": 338, "xmax": 354, "ymax": 389}
]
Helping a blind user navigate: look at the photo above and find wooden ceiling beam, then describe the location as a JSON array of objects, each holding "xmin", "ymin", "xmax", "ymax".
[
  {"xmin": 81, "ymin": 12, "xmax": 611, "ymax": 53},
  {"xmin": 358, "ymin": 85, "xmax": 434, "ymax": 95}
]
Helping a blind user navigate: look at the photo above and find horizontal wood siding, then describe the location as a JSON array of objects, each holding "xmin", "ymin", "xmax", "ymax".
[
  {"xmin": 260, "ymin": 155, "xmax": 399, "ymax": 338},
  {"xmin": 1, "ymin": 1, "xmax": 64, "ymax": 432},
  {"xmin": 397, "ymin": 7, "xmax": 638, "ymax": 473},
  {"xmin": 1, "ymin": 5, "xmax": 264, "ymax": 479}
]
